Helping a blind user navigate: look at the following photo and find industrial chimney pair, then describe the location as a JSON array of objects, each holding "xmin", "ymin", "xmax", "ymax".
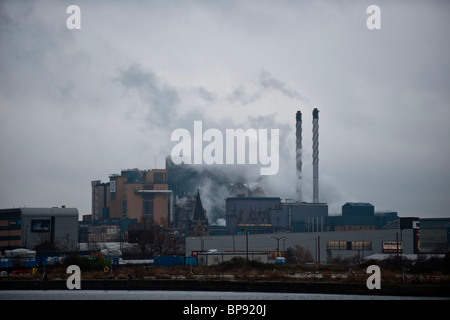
[{"xmin": 296, "ymin": 108, "xmax": 319, "ymax": 203}]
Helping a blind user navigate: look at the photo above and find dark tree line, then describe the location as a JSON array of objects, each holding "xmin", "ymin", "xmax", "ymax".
[{"xmin": 127, "ymin": 219, "xmax": 184, "ymax": 258}]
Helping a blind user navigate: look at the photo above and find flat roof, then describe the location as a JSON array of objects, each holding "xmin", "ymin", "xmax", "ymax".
[
  {"xmin": 344, "ymin": 202, "xmax": 373, "ymax": 207},
  {"xmin": 226, "ymin": 197, "xmax": 281, "ymax": 200},
  {"xmin": 20, "ymin": 207, "xmax": 79, "ymax": 217},
  {"xmin": 283, "ymin": 201, "xmax": 328, "ymax": 206}
]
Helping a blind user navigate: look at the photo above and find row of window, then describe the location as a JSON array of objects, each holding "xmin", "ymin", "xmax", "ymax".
[
  {"xmin": 122, "ymin": 199, "xmax": 154, "ymax": 215},
  {"xmin": 327, "ymin": 240, "xmax": 372, "ymax": 251},
  {"xmin": 0, "ymin": 235, "xmax": 21, "ymax": 241},
  {"xmin": 124, "ymin": 200, "xmax": 155, "ymax": 221},
  {"xmin": 0, "ymin": 222, "xmax": 21, "ymax": 231}
]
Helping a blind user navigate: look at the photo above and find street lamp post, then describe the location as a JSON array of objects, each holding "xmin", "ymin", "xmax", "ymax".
[
  {"xmin": 270, "ymin": 236, "xmax": 288, "ymax": 258},
  {"xmin": 238, "ymin": 229, "xmax": 249, "ymax": 263},
  {"xmin": 245, "ymin": 230, "xmax": 249, "ymax": 263}
]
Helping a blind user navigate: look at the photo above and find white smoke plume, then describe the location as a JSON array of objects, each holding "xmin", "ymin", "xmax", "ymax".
[{"xmin": 115, "ymin": 63, "xmax": 347, "ymax": 223}]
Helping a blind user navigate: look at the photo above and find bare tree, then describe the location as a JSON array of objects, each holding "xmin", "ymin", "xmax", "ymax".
[
  {"xmin": 135, "ymin": 218, "xmax": 155, "ymax": 256},
  {"xmin": 129, "ymin": 218, "xmax": 177, "ymax": 257},
  {"xmin": 292, "ymin": 245, "xmax": 314, "ymax": 264},
  {"xmin": 60, "ymin": 233, "xmax": 76, "ymax": 252}
]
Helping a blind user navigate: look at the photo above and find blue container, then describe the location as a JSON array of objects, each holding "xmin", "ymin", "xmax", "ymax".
[
  {"xmin": 153, "ymin": 256, "xmax": 185, "ymax": 266},
  {"xmin": 0, "ymin": 259, "xmax": 13, "ymax": 268},
  {"xmin": 185, "ymin": 257, "xmax": 198, "ymax": 266},
  {"xmin": 24, "ymin": 260, "xmax": 38, "ymax": 268}
]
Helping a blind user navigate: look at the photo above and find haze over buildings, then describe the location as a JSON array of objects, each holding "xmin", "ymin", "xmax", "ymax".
[{"xmin": 1, "ymin": 1, "xmax": 450, "ymax": 220}]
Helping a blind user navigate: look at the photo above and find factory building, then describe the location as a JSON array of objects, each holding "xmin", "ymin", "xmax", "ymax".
[
  {"xmin": 224, "ymin": 198, "xmax": 400, "ymax": 235},
  {"xmin": 166, "ymin": 156, "xmax": 258, "ymax": 228},
  {"xmin": 284, "ymin": 201, "xmax": 328, "ymax": 232},
  {"xmin": 0, "ymin": 207, "xmax": 78, "ymax": 251},
  {"xmin": 383, "ymin": 217, "xmax": 450, "ymax": 254},
  {"xmin": 91, "ymin": 180, "xmax": 110, "ymax": 221},
  {"xmin": 186, "ymin": 218, "xmax": 421, "ymax": 264},
  {"xmin": 225, "ymin": 197, "xmax": 282, "ymax": 234},
  {"xmin": 418, "ymin": 218, "xmax": 450, "ymax": 253},
  {"xmin": 92, "ymin": 168, "xmax": 173, "ymax": 226},
  {"xmin": 325, "ymin": 203, "xmax": 398, "ymax": 231}
]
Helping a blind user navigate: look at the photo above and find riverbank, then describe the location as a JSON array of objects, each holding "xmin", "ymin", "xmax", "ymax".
[{"xmin": 1, "ymin": 279, "xmax": 449, "ymax": 297}]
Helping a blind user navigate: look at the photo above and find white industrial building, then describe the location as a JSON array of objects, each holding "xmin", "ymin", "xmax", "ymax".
[
  {"xmin": 0, "ymin": 207, "xmax": 79, "ymax": 251},
  {"xmin": 186, "ymin": 227, "xmax": 419, "ymax": 264}
]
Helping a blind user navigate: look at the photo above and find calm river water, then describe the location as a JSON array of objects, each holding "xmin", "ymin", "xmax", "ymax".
[{"xmin": 0, "ymin": 290, "xmax": 447, "ymax": 300}]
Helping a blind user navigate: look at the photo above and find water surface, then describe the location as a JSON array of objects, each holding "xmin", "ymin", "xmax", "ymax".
[{"xmin": 0, "ymin": 290, "xmax": 447, "ymax": 300}]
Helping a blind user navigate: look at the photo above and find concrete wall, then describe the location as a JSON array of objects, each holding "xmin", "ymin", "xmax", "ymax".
[{"xmin": 186, "ymin": 229, "xmax": 414, "ymax": 264}]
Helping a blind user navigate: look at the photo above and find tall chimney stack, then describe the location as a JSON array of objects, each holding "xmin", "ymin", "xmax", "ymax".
[
  {"xmin": 312, "ymin": 108, "xmax": 319, "ymax": 203},
  {"xmin": 296, "ymin": 111, "xmax": 302, "ymax": 201}
]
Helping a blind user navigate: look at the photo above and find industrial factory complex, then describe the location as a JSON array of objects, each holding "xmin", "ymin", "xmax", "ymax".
[{"xmin": 1, "ymin": 109, "xmax": 449, "ymax": 268}]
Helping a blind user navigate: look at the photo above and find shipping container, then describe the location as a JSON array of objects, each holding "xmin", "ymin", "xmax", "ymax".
[
  {"xmin": 184, "ymin": 256, "xmax": 198, "ymax": 266},
  {"xmin": 153, "ymin": 256, "xmax": 185, "ymax": 266}
]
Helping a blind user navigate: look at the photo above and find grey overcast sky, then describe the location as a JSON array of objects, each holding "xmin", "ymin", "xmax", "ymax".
[{"xmin": 1, "ymin": 0, "xmax": 449, "ymax": 220}]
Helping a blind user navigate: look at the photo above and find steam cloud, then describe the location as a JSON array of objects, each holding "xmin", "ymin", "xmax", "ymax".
[{"xmin": 116, "ymin": 63, "xmax": 346, "ymax": 223}]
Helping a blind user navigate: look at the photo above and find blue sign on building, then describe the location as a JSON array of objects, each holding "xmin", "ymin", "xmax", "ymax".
[{"xmin": 31, "ymin": 220, "xmax": 50, "ymax": 232}]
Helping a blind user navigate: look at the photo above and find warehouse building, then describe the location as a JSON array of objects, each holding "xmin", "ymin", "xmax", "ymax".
[
  {"xmin": 186, "ymin": 217, "xmax": 420, "ymax": 264},
  {"xmin": 0, "ymin": 207, "xmax": 78, "ymax": 251},
  {"xmin": 325, "ymin": 203, "xmax": 398, "ymax": 231},
  {"xmin": 225, "ymin": 197, "xmax": 282, "ymax": 234},
  {"xmin": 284, "ymin": 201, "xmax": 328, "ymax": 232},
  {"xmin": 419, "ymin": 218, "xmax": 450, "ymax": 253},
  {"xmin": 383, "ymin": 217, "xmax": 450, "ymax": 254},
  {"xmin": 225, "ymin": 199, "xmax": 400, "ymax": 235},
  {"xmin": 225, "ymin": 197, "xmax": 329, "ymax": 234}
]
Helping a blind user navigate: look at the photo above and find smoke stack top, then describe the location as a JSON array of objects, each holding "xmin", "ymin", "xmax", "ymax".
[
  {"xmin": 296, "ymin": 111, "xmax": 302, "ymax": 121},
  {"xmin": 313, "ymin": 108, "xmax": 319, "ymax": 119}
]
